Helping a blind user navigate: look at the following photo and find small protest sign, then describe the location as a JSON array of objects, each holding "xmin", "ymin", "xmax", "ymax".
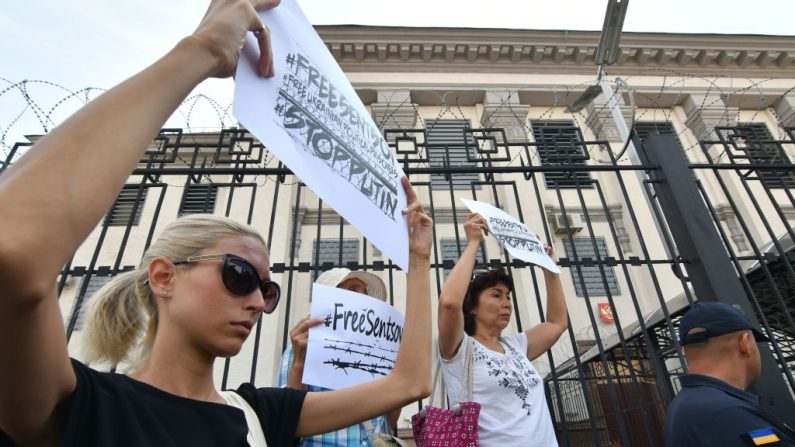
[
  {"xmin": 303, "ymin": 283, "xmax": 404, "ymax": 390},
  {"xmin": 233, "ymin": 0, "xmax": 409, "ymax": 270},
  {"xmin": 460, "ymin": 198, "xmax": 561, "ymax": 273}
]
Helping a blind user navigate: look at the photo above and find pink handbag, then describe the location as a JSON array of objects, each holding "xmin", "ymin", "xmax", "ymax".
[{"xmin": 411, "ymin": 338, "xmax": 480, "ymax": 447}]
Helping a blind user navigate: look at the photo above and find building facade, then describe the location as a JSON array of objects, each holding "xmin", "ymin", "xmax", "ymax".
[{"xmin": 15, "ymin": 27, "xmax": 795, "ymax": 446}]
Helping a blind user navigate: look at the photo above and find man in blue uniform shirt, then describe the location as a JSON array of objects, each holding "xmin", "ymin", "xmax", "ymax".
[{"xmin": 665, "ymin": 301, "xmax": 795, "ymax": 446}]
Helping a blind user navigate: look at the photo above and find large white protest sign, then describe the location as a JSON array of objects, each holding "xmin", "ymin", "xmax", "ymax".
[
  {"xmin": 303, "ymin": 283, "xmax": 404, "ymax": 390},
  {"xmin": 460, "ymin": 198, "xmax": 561, "ymax": 273},
  {"xmin": 233, "ymin": 0, "xmax": 409, "ymax": 270}
]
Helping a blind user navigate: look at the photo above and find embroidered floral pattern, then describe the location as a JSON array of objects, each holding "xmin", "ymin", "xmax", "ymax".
[{"xmin": 472, "ymin": 338, "xmax": 540, "ymax": 416}]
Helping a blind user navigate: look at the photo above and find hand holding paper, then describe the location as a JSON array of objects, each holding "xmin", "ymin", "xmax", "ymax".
[
  {"xmin": 233, "ymin": 0, "xmax": 410, "ymax": 270},
  {"xmin": 460, "ymin": 198, "xmax": 561, "ymax": 274},
  {"xmin": 464, "ymin": 213, "xmax": 489, "ymax": 242},
  {"xmin": 290, "ymin": 316, "xmax": 323, "ymax": 360},
  {"xmin": 402, "ymin": 177, "xmax": 434, "ymax": 261},
  {"xmin": 193, "ymin": 0, "xmax": 279, "ymax": 78},
  {"xmin": 303, "ymin": 284, "xmax": 405, "ymax": 390}
]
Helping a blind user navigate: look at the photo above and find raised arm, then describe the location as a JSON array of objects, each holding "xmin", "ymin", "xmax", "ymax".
[
  {"xmin": 0, "ymin": 1, "xmax": 277, "ymax": 443},
  {"xmin": 525, "ymin": 246, "xmax": 568, "ymax": 361},
  {"xmin": 438, "ymin": 213, "xmax": 486, "ymax": 359},
  {"xmin": 295, "ymin": 177, "xmax": 433, "ymax": 437}
]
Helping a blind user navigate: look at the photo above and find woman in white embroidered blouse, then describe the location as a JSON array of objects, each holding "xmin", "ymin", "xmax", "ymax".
[{"xmin": 437, "ymin": 213, "xmax": 568, "ymax": 447}]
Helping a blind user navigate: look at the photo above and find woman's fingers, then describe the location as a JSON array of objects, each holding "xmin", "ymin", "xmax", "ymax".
[
  {"xmin": 252, "ymin": 0, "xmax": 281, "ymax": 9},
  {"xmin": 402, "ymin": 201, "xmax": 422, "ymax": 214},
  {"xmin": 401, "ymin": 176, "xmax": 428, "ymax": 231},
  {"xmin": 190, "ymin": 0, "xmax": 282, "ymax": 78},
  {"xmin": 247, "ymin": 0, "xmax": 279, "ymax": 78},
  {"xmin": 292, "ymin": 316, "xmax": 323, "ymax": 334},
  {"xmin": 399, "ymin": 176, "xmax": 434, "ymax": 256},
  {"xmin": 252, "ymin": 23, "xmax": 274, "ymax": 77},
  {"xmin": 290, "ymin": 316, "xmax": 308, "ymax": 330},
  {"xmin": 291, "ymin": 317, "xmax": 324, "ymax": 355},
  {"xmin": 474, "ymin": 214, "xmax": 490, "ymax": 235},
  {"xmin": 544, "ymin": 245, "xmax": 558, "ymax": 262},
  {"xmin": 463, "ymin": 212, "xmax": 490, "ymax": 240},
  {"xmin": 243, "ymin": 0, "xmax": 279, "ymax": 78},
  {"xmin": 306, "ymin": 318, "xmax": 324, "ymax": 328},
  {"xmin": 400, "ymin": 176, "xmax": 418, "ymax": 208}
]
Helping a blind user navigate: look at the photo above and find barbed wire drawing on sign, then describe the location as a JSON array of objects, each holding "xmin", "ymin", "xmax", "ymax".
[{"xmin": 322, "ymin": 339, "xmax": 397, "ymax": 377}]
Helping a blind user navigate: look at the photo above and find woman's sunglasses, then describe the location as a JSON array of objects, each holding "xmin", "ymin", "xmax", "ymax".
[{"xmin": 172, "ymin": 253, "xmax": 281, "ymax": 314}]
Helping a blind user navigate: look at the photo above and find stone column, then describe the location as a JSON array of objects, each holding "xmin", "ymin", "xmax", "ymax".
[
  {"xmin": 714, "ymin": 205, "xmax": 749, "ymax": 252},
  {"xmin": 479, "ymin": 90, "xmax": 530, "ymax": 142},
  {"xmin": 683, "ymin": 94, "xmax": 738, "ymax": 141},
  {"xmin": 582, "ymin": 96, "xmax": 634, "ymax": 255},
  {"xmin": 370, "ymin": 89, "xmax": 418, "ymax": 131},
  {"xmin": 774, "ymin": 93, "xmax": 795, "ymax": 128},
  {"xmin": 585, "ymin": 95, "xmax": 633, "ymax": 142}
]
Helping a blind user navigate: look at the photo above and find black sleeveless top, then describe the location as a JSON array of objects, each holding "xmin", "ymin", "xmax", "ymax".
[{"xmin": 1, "ymin": 359, "xmax": 306, "ymax": 446}]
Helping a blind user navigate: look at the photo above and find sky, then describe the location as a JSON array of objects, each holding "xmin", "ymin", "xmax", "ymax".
[{"xmin": 2, "ymin": 0, "xmax": 794, "ymax": 151}]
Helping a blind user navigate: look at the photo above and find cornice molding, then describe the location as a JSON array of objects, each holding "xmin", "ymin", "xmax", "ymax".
[{"xmin": 316, "ymin": 26, "xmax": 795, "ymax": 77}]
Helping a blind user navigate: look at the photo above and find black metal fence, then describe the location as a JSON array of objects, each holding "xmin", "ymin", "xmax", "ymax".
[{"xmin": 2, "ymin": 121, "xmax": 793, "ymax": 447}]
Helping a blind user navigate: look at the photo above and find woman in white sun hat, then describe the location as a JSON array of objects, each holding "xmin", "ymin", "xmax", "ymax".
[
  {"xmin": 277, "ymin": 268, "xmax": 400, "ymax": 446},
  {"xmin": 313, "ymin": 268, "xmax": 388, "ymax": 302}
]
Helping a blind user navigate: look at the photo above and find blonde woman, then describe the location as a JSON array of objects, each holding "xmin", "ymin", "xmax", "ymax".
[{"xmin": 0, "ymin": 1, "xmax": 433, "ymax": 445}]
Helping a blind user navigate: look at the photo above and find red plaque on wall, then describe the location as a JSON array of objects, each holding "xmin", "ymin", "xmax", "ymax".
[{"xmin": 598, "ymin": 303, "xmax": 614, "ymax": 324}]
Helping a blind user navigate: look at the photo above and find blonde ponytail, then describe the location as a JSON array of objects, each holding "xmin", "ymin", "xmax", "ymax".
[
  {"xmin": 82, "ymin": 214, "xmax": 265, "ymax": 368},
  {"xmin": 83, "ymin": 269, "xmax": 154, "ymax": 366}
]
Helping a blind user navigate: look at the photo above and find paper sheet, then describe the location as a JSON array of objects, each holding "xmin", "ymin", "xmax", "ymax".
[
  {"xmin": 233, "ymin": 0, "xmax": 409, "ymax": 270},
  {"xmin": 303, "ymin": 284, "xmax": 404, "ymax": 390},
  {"xmin": 460, "ymin": 198, "xmax": 561, "ymax": 273}
]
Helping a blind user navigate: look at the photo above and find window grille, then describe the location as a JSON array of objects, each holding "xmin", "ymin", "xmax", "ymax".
[
  {"xmin": 179, "ymin": 183, "xmax": 218, "ymax": 215},
  {"xmin": 313, "ymin": 238, "xmax": 360, "ymax": 267},
  {"xmin": 531, "ymin": 121, "xmax": 594, "ymax": 189},
  {"xmin": 106, "ymin": 185, "xmax": 147, "ymax": 226},
  {"xmin": 440, "ymin": 238, "xmax": 486, "ymax": 277},
  {"xmin": 562, "ymin": 237, "xmax": 620, "ymax": 296},
  {"xmin": 426, "ymin": 119, "xmax": 480, "ymax": 189},
  {"xmin": 731, "ymin": 123, "xmax": 795, "ymax": 189}
]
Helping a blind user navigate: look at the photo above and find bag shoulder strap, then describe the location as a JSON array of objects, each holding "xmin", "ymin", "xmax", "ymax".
[
  {"xmin": 221, "ymin": 390, "xmax": 268, "ymax": 447},
  {"xmin": 429, "ymin": 336, "xmax": 474, "ymax": 405},
  {"xmin": 463, "ymin": 336, "xmax": 475, "ymax": 402},
  {"xmin": 427, "ymin": 348, "xmax": 442, "ymax": 405}
]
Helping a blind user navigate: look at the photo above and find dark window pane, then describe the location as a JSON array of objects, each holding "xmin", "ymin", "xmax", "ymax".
[
  {"xmin": 106, "ymin": 185, "xmax": 147, "ymax": 226},
  {"xmin": 313, "ymin": 238, "xmax": 360, "ymax": 267},
  {"xmin": 440, "ymin": 238, "xmax": 485, "ymax": 277},
  {"xmin": 562, "ymin": 237, "xmax": 620, "ymax": 296},
  {"xmin": 426, "ymin": 119, "xmax": 480, "ymax": 190},
  {"xmin": 180, "ymin": 183, "xmax": 218, "ymax": 215},
  {"xmin": 531, "ymin": 121, "xmax": 594, "ymax": 189},
  {"xmin": 731, "ymin": 123, "xmax": 795, "ymax": 189}
]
